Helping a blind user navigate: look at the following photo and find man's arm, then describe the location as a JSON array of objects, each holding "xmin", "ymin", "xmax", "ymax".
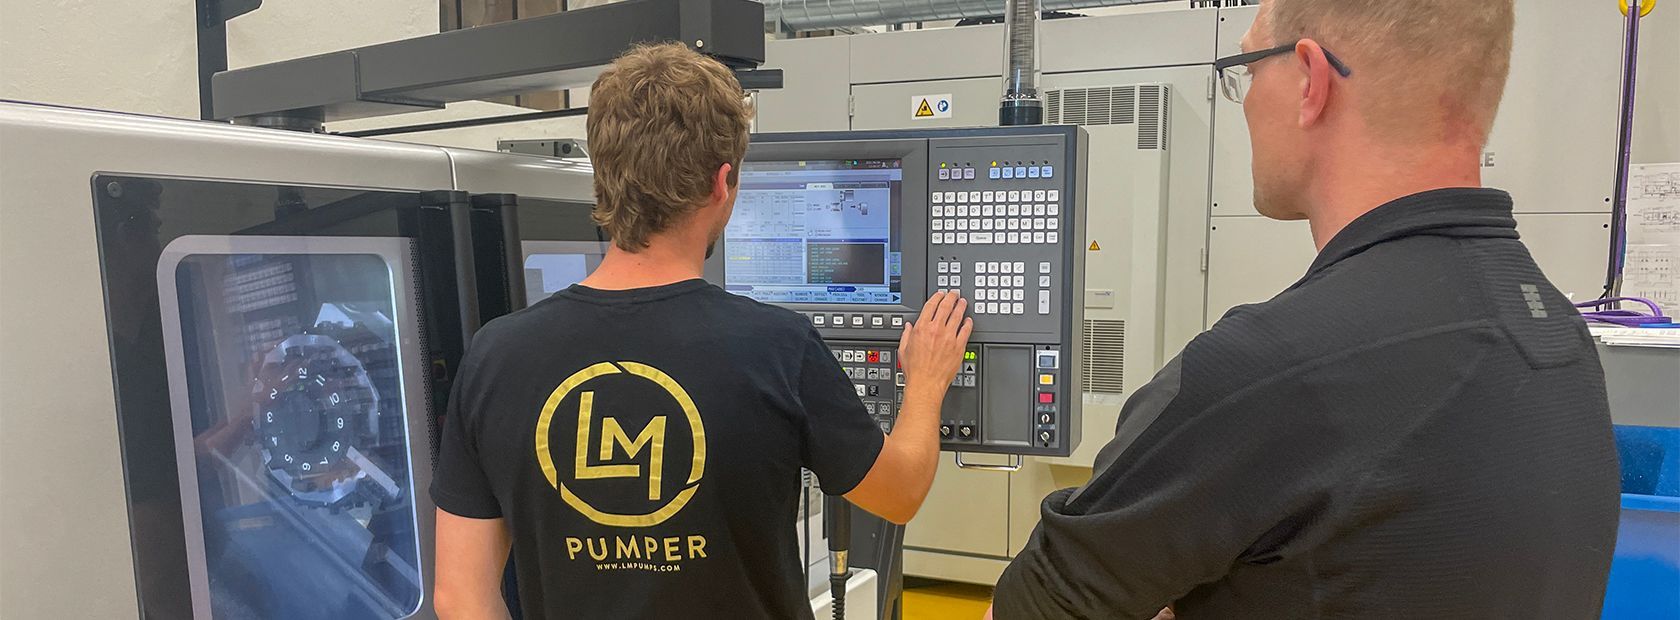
[
  {"xmin": 433, "ymin": 510, "xmax": 512, "ymax": 620},
  {"xmin": 989, "ymin": 356, "xmax": 1246, "ymax": 618},
  {"xmin": 991, "ymin": 317, "xmax": 1494, "ymax": 618},
  {"xmin": 843, "ymin": 291, "xmax": 971, "ymax": 524}
]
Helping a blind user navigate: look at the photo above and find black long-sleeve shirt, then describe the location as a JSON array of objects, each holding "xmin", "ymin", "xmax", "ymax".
[{"xmin": 993, "ymin": 189, "xmax": 1621, "ymax": 619}]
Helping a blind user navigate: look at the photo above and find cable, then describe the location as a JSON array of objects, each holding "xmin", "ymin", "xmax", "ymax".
[
  {"xmin": 825, "ymin": 494, "xmax": 852, "ymax": 620},
  {"xmin": 802, "ymin": 470, "xmax": 812, "ymax": 589},
  {"xmin": 1576, "ymin": 297, "xmax": 1673, "ymax": 327},
  {"xmin": 1601, "ymin": 0, "xmax": 1650, "ymax": 299}
]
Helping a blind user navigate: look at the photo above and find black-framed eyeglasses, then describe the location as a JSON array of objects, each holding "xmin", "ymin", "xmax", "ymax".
[{"xmin": 1214, "ymin": 42, "xmax": 1353, "ymax": 104}]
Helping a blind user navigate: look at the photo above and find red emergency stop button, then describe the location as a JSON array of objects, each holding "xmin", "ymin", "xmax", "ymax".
[{"xmin": 1038, "ymin": 392, "xmax": 1055, "ymax": 404}]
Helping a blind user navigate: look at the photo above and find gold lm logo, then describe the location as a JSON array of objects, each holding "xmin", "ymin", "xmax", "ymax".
[{"xmin": 535, "ymin": 361, "xmax": 706, "ymax": 528}]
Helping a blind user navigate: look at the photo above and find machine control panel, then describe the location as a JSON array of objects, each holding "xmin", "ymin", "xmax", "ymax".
[{"xmin": 707, "ymin": 126, "xmax": 1086, "ymax": 456}]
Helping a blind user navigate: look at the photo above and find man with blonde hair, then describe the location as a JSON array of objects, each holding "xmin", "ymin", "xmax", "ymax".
[
  {"xmin": 991, "ymin": 1, "xmax": 1620, "ymax": 617},
  {"xmin": 430, "ymin": 42, "xmax": 972, "ymax": 619}
]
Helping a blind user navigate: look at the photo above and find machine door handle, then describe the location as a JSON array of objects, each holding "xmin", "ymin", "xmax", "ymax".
[{"xmin": 953, "ymin": 452, "xmax": 1023, "ymax": 472}]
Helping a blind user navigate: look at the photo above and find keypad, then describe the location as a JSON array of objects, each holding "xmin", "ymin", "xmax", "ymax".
[
  {"xmin": 930, "ymin": 156, "xmax": 1066, "ymax": 331},
  {"xmin": 929, "ymin": 162, "xmax": 1062, "ymax": 247},
  {"xmin": 836, "ymin": 345, "xmax": 905, "ymax": 433}
]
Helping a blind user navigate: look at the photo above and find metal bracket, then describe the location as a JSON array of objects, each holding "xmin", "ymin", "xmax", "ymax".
[
  {"xmin": 212, "ymin": 0, "xmax": 767, "ymax": 125},
  {"xmin": 735, "ymin": 68, "xmax": 786, "ymax": 91},
  {"xmin": 954, "ymin": 452, "xmax": 1023, "ymax": 472},
  {"xmin": 203, "ymin": 0, "xmax": 260, "ymax": 23}
]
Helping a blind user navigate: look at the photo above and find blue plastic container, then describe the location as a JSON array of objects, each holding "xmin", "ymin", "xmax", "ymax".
[{"xmin": 1603, "ymin": 426, "xmax": 1680, "ymax": 619}]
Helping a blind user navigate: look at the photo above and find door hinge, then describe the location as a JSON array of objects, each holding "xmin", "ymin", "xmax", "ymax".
[
  {"xmin": 1200, "ymin": 247, "xmax": 1209, "ymax": 272},
  {"xmin": 1206, "ymin": 74, "xmax": 1216, "ymax": 101},
  {"xmin": 848, "ymin": 94, "xmax": 855, "ymax": 118}
]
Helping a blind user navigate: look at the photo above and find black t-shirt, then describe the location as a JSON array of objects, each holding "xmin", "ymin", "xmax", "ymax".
[{"xmin": 432, "ymin": 279, "xmax": 884, "ymax": 619}]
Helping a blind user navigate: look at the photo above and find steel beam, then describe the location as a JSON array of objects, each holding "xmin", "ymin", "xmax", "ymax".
[{"xmin": 211, "ymin": 0, "xmax": 766, "ymax": 124}]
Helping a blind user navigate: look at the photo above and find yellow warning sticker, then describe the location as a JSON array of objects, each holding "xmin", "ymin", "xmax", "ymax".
[
  {"xmin": 911, "ymin": 94, "xmax": 952, "ymax": 120},
  {"xmin": 1089, "ymin": 241, "xmax": 1102, "ymax": 251}
]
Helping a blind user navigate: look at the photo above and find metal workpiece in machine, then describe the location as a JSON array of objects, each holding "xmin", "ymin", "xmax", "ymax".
[{"xmin": 705, "ymin": 125, "xmax": 1088, "ymax": 457}]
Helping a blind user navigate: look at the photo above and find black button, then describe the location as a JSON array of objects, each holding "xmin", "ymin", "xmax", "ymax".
[{"xmin": 867, "ymin": 385, "xmax": 880, "ymax": 397}]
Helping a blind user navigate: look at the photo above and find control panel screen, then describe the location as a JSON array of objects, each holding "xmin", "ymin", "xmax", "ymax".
[{"xmin": 724, "ymin": 159, "xmax": 903, "ymax": 304}]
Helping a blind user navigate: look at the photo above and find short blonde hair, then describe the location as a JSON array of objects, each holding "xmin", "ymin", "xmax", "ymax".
[
  {"xmin": 1266, "ymin": 0, "xmax": 1514, "ymax": 143},
  {"xmin": 586, "ymin": 42, "xmax": 755, "ymax": 251}
]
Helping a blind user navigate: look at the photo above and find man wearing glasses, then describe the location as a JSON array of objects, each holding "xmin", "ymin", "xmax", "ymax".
[{"xmin": 990, "ymin": 1, "xmax": 1620, "ymax": 618}]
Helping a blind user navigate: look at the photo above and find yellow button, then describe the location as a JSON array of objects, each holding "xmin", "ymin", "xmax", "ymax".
[{"xmin": 1039, "ymin": 374, "xmax": 1054, "ymax": 385}]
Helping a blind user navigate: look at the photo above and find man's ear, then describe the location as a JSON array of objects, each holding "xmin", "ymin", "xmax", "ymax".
[
  {"xmin": 710, "ymin": 163, "xmax": 734, "ymax": 207},
  {"xmin": 1294, "ymin": 39, "xmax": 1334, "ymax": 129}
]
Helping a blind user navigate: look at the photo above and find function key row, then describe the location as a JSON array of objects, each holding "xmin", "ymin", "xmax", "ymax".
[
  {"xmin": 932, "ymin": 231, "xmax": 1059, "ymax": 245},
  {"xmin": 932, "ymin": 217, "xmax": 1061, "ymax": 232},
  {"xmin": 968, "ymin": 275, "xmax": 1027, "ymax": 288},
  {"xmin": 937, "ymin": 166, "xmax": 977, "ymax": 181},
  {"xmin": 835, "ymin": 348, "xmax": 893, "ymax": 365},
  {"xmin": 938, "ymin": 274, "xmax": 1031, "ymax": 290},
  {"xmin": 992, "ymin": 164, "xmax": 1052, "ymax": 180},
  {"xmin": 973, "ymin": 302, "xmax": 1027, "ymax": 315},
  {"xmin": 934, "ymin": 204, "xmax": 1061, "ymax": 218},
  {"xmin": 942, "ymin": 261, "xmax": 1026, "ymax": 274},
  {"xmin": 936, "ymin": 164, "xmax": 1054, "ymax": 182},
  {"xmin": 932, "ymin": 190, "xmax": 1060, "ymax": 204},
  {"xmin": 970, "ymin": 288, "xmax": 1026, "ymax": 302},
  {"xmin": 811, "ymin": 313, "xmax": 907, "ymax": 330}
]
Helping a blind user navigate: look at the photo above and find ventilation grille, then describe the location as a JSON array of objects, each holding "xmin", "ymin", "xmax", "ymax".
[
  {"xmin": 1046, "ymin": 84, "xmax": 1169, "ymax": 151},
  {"xmin": 1048, "ymin": 86, "xmax": 1133, "ymax": 126},
  {"xmin": 1082, "ymin": 319, "xmax": 1126, "ymax": 395},
  {"xmin": 1137, "ymin": 85, "xmax": 1168, "ymax": 151}
]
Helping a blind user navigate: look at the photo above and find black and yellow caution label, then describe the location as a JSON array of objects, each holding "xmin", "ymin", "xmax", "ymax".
[
  {"xmin": 915, "ymin": 99, "xmax": 935, "ymax": 118},
  {"xmin": 1089, "ymin": 241, "xmax": 1102, "ymax": 251}
]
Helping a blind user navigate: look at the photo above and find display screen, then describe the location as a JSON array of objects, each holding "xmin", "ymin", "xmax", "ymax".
[
  {"xmin": 724, "ymin": 159, "xmax": 903, "ymax": 305},
  {"xmin": 169, "ymin": 250, "xmax": 423, "ymax": 620}
]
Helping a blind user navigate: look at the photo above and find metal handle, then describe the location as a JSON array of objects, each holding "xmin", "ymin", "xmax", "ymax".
[
  {"xmin": 954, "ymin": 452, "xmax": 1023, "ymax": 472},
  {"xmin": 497, "ymin": 201, "xmax": 528, "ymax": 311},
  {"xmin": 446, "ymin": 199, "xmax": 482, "ymax": 343}
]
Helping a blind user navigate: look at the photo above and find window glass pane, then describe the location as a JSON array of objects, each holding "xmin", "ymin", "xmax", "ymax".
[{"xmin": 171, "ymin": 250, "xmax": 423, "ymax": 620}]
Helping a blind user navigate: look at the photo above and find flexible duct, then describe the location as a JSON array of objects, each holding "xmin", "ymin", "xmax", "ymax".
[
  {"xmin": 763, "ymin": 0, "xmax": 1148, "ymax": 31},
  {"xmin": 998, "ymin": 0, "xmax": 1043, "ymax": 125}
]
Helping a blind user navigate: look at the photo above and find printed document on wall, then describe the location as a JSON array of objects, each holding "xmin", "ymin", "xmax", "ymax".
[{"xmin": 1626, "ymin": 163, "xmax": 1680, "ymax": 310}]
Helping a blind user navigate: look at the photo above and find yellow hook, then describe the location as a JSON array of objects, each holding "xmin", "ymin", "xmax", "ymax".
[{"xmin": 1620, "ymin": 0, "xmax": 1657, "ymax": 17}]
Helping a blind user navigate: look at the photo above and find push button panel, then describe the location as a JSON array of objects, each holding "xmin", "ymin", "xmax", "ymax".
[
  {"xmin": 833, "ymin": 342, "xmax": 906, "ymax": 434},
  {"xmin": 925, "ymin": 135, "xmax": 1075, "ymax": 346},
  {"xmin": 832, "ymin": 341, "xmax": 1072, "ymax": 454},
  {"xmin": 1033, "ymin": 348, "xmax": 1062, "ymax": 448}
]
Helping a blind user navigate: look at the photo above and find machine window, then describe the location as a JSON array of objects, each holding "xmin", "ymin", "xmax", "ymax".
[{"xmin": 168, "ymin": 250, "xmax": 424, "ymax": 619}]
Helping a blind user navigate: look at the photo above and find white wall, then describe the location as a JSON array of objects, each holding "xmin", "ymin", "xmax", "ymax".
[
  {"xmin": 0, "ymin": 0, "xmax": 588, "ymax": 151},
  {"xmin": 0, "ymin": 0, "xmax": 1673, "ymax": 157},
  {"xmin": 0, "ymin": 0, "xmax": 199, "ymax": 118},
  {"xmin": 1631, "ymin": 1, "xmax": 1679, "ymax": 165}
]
